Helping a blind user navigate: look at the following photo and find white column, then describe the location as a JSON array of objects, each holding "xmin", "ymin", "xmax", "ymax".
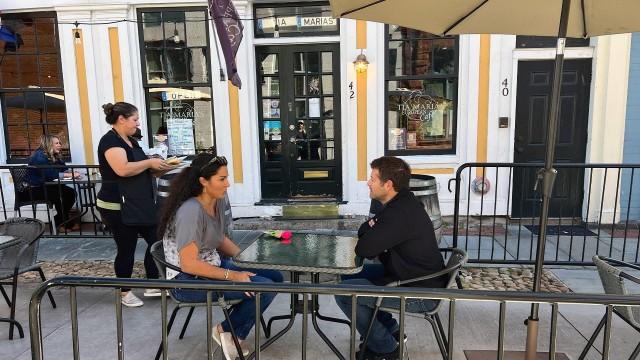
[{"xmin": 586, "ymin": 33, "xmax": 632, "ymax": 222}]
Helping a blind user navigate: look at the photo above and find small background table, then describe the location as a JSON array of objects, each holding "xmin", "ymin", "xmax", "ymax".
[
  {"xmin": 46, "ymin": 175, "xmax": 102, "ymax": 232},
  {"xmin": 235, "ymin": 231, "xmax": 363, "ymax": 360}
]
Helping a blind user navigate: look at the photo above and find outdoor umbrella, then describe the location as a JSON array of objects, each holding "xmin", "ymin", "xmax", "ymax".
[{"xmin": 330, "ymin": 0, "xmax": 640, "ymax": 359}]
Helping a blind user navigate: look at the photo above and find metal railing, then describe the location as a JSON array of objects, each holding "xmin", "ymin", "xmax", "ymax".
[
  {"xmin": 0, "ymin": 164, "xmax": 112, "ymax": 237},
  {"xmin": 29, "ymin": 276, "xmax": 640, "ymax": 360},
  {"xmin": 450, "ymin": 163, "xmax": 640, "ymax": 265}
]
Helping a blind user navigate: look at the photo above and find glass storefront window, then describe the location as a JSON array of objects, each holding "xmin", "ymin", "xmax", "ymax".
[
  {"xmin": 138, "ymin": 8, "xmax": 215, "ymax": 155},
  {"xmin": 0, "ymin": 12, "xmax": 70, "ymax": 162},
  {"xmin": 385, "ymin": 26, "xmax": 458, "ymax": 155},
  {"xmin": 254, "ymin": 3, "xmax": 338, "ymax": 38}
]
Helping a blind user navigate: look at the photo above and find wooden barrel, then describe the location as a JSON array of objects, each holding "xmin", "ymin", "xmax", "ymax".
[{"xmin": 409, "ymin": 174, "xmax": 442, "ymax": 244}]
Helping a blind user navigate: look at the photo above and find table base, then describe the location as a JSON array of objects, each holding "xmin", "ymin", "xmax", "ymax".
[
  {"xmin": 0, "ymin": 317, "xmax": 24, "ymax": 339},
  {"xmin": 247, "ymin": 272, "xmax": 350, "ymax": 360}
]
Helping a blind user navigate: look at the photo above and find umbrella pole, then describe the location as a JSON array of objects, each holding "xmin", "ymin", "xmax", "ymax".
[{"xmin": 525, "ymin": 0, "xmax": 571, "ymax": 359}]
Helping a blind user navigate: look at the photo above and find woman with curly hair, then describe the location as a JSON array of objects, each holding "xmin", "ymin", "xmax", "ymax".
[{"xmin": 158, "ymin": 153, "xmax": 282, "ymax": 360}]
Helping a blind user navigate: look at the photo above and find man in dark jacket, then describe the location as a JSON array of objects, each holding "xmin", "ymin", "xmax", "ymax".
[{"xmin": 335, "ymin": 156, "xmax": 446, "ymax": 360}]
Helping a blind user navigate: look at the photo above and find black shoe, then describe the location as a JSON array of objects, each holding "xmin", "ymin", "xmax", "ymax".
[
  {"xmin": 392, "ymin": 330, "xmax": 408, "ymax": 344},
  {"xmin": 356, "ymin": 347, "xmax": 401, "ymax": 360}
]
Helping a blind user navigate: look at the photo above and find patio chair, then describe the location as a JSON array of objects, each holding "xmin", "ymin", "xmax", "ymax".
[
  {"xmin": 578, "ymin": 256, "xmax": 640, "ymax": 360},
  {"xmin": 9, "ymin": 167, "xmax": 56, "ymax": 233},
  {"xmin": 360, "ymin": 248, "xmax": 468, "ymax": 360},
  {"xmin": 0, "ymin": 217, "xmax": 57, "ymax": 340},
  {"xmin": 150, "ymin": 241, "xmax": 248, "ymax": 360}
]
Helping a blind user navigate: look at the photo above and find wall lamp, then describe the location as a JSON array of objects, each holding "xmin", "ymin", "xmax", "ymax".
[{"xmin": 353, "ymin": 50, "xmax": 369, "ymax": 73}]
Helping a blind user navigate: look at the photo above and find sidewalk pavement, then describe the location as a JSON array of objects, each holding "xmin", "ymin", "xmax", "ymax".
[{"xmin": 2, "ymin": 232, "xmax": 639, "ymax": 359}]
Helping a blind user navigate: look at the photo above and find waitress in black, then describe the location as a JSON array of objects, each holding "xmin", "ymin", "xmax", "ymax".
[{"xmin": 97, "ymin": 102, "xmax": 174, "ymax": 307}]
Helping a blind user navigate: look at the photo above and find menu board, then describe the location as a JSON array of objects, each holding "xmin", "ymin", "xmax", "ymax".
[{"xmin": 166, "ymin": 118, "xmax": 196, "ymax": 155}]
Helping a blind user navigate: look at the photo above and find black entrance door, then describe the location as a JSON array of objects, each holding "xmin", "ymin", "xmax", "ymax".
[
  {"xmin": 512, "ymin": 59, "xmax": 592, "ymax": 218},
  {"xmin": 257, "ymin": 44, "xmax": 341, "ymax": 200}
]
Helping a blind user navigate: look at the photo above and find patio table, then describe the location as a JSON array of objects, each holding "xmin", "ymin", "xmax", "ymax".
[
  {"xmin": 45, "ymin": 175, "xmax": 103, "ymax": 230},
  {"xmin": 0, "ymin": 235, "xmax": 22, "ymax": 336},
  {"xmin": 234, "ymin": 231, "xmax": 363, "ymax": 360}
]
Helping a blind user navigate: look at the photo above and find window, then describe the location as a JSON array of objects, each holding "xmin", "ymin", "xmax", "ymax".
[
  {"xmin": 385, "ymin": 26, "xmax": 458, "ymax": 155},
  {"xmin": 138, "ymin": 9, "xmax": 215, "ymax": 155},
  {"xmin": 0, "ymin": 12, "xmax": 69, "ymax": 162},
  {"xmin": 254, "ymin": 2, "xmax": 338, "ymax": 38}
]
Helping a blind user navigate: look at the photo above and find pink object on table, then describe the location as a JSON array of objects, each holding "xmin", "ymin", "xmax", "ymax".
[{"xmin": 281, "ymin": 231, "xmax": 292, "ymax": 240}]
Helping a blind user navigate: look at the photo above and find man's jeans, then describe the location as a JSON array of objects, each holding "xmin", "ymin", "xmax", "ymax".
[
  {"xmin": 335, "ymin": 264, "xmax": 438, "ymax": 354},
  {"xmin": 171, "ymin": 258, "xmax": 283, "ymax": 339}
]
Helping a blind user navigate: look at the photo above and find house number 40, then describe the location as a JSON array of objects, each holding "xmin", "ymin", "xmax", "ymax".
[{"xmin": 501, "ymin": 79, "xmax": 509, "ymax": 96}]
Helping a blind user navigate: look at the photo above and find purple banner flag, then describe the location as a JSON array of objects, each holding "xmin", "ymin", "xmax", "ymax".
[{"xmin": 209, "ymin": 0, "xmax": 244, "ymax": 88}]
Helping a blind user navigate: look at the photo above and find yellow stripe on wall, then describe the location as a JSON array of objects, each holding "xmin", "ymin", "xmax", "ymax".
[
  {"xmin": 356, "ymin": 21, "xmax": 368, "ymax": 181},
  {"xmin": 412, "ymin": 168, "xmax": 455, "ymax": 175},
  {"xmin": 73, "ymin": 29, "xmax": 94, "ymax": 164},
  {"xmin": 228, "ymin": 82, "xmax": 243, "ymax": 183},
  {"xmin": 476, "ymin": 34, "xmax": 490, "ymax": 178},
  {"xmin": 108, "ymin": 27, "xmax": 124, "ymax": 102},
  {"xmin": 356, "ymin": 20, "xmax": 367, "ymax": 49}
]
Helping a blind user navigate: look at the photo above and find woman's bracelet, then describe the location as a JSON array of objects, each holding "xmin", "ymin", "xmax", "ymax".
[{"xmin": 223, "ymin": 268, "xmax": 230, "ymax": 280}]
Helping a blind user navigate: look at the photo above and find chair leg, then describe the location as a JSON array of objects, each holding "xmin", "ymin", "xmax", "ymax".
[
  {"xmin": 0, "ymin": 285, "xmax": 11, "ymax": 307},
  {"xmin": 628, "ymin": 341, "xmax": 640, "ymax": 360},
  {"xmin": 36, "ymin": 267, "xmax": 56, "ymax": 308},
  {"xmin": 261, "ymin": 315, "xmax": 270, "ymax": 338},
  {"xmin": 426, "ymin": 315, "xmax": 448, "ymax": 360},
  {"xmin": 578, "ymin": 313, "xmax": 607, "ymax": 360},
  {"xmin": 359, "ymin": 305, "xmax": 381, "ymax": 360},
  {"xmin": 178, "ymin": 307, "xmax": 195, "ymax": 339},
  {"xmin": 9, "ymin": 274, "xmax": 19, "ymax": 339},
  {"xmin": 455, "ymin": 275, "xmax": 463, "ymax": 289},
  {"xmin": 220, "ymin": 303, "xmax": 246, "ymax": 360},
  {"xmin": 434, "ymin": 313, "xmax": 448, "ymax": 350},
  {"xmin": 155, "ymin": 306, "xmax": 181, "ymax": 360}
]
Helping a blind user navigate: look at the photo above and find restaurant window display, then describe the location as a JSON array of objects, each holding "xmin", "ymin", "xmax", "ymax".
[
  {"xmin": 385, "ymin": 26, "xmax": 458, "ymax": 155},
  {"xmin": 0, "ymin": 12, "xmax": 70, "ymax": 162},
  {"xmin": 137, "ymin": 9, "xmax": 215, "ymax": 155}
]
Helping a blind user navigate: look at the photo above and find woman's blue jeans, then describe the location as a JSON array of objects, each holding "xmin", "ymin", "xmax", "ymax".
[
  {"xmin": 171, "ymin": 258, "xmax": 283, "ymax": 340},
  {"xmin": 335, "ymin": 263, "xmax": 438, "ymax": 354}
]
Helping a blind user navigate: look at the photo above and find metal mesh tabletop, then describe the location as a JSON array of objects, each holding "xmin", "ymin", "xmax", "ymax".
[{"xmin": 234, "ymin": 231, "xmax": 363, "ymax": 274}]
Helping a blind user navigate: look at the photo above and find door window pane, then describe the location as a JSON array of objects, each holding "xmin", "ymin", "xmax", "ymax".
[
  {"xmin": 262, "ymin": 99, "xmax": 280, "ymax": 119},
  {"xmin": 295, "ymin": 76, "xmax": 306, "ymax": 96},
  {"xmin": 262, "ymin": 77, "xmax": 280, "ymax": 97},
  {"xmin": 321, "ymin": 52, "xmax": 333, "ymax": 72},
  {"xmin": 321, "ymin": 75, "xmax": 333, "ymax": 95},
  {"xmin": 260, "ymin": 54, "xmax": 278, "ymax": 74}
]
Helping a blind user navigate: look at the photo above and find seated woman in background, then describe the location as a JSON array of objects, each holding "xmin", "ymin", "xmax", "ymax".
[
  {"xmin": 23, "ymin": 134, "xmax": 80, "ymax": 231},
  {"xmin": 158, "ymin": 153, "xmax": 283, "ymax": 360}
]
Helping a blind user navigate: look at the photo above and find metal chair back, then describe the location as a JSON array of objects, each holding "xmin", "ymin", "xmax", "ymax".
[
  {"xmin": 0, "ymin": 218, "xmax": 46, "ymax": 276},
  {"xmin": 593, "ymin": 255, "xmax": 640, "ymax": 328}
]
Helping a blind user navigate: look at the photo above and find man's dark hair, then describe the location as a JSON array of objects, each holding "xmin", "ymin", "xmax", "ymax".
[{"xmin": 370, "ymin": 156, "xmax": 411, "ymax": 192}]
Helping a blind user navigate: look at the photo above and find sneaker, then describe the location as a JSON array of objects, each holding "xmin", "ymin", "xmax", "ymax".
[
  {"xmin": 143, "ymin": 288, "xmax": 165, "ymax": 297},
  {"xmin": 120, "ymin": 291, "xmax": 143, "ymax": 307},
  {"xmin": 212, "ymin": 325, "xmax": 250, "ymax": 359}
]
